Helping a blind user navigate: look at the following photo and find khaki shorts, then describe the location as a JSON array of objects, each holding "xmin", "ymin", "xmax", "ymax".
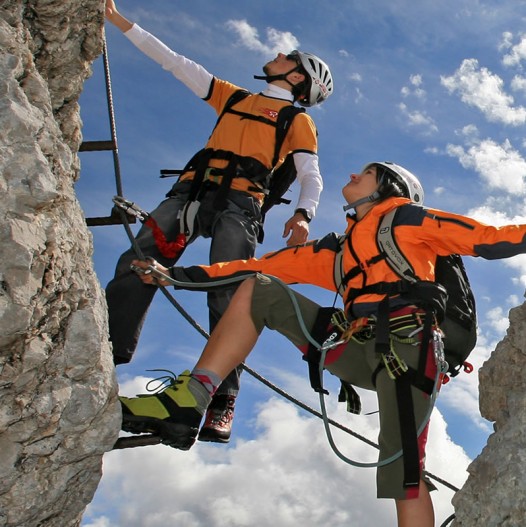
[{"xmin": 250, "ymin": 274, "xmax": 437, "ymax": 499}]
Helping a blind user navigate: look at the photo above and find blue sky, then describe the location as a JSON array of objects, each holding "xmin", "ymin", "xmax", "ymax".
[{"xmin": 77, "ymin": 1, "xmax": 526, "ymax": 525}]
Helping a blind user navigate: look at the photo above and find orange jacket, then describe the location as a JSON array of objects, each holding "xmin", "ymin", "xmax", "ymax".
[{"xmin": 171, "ymin": 197, "xmax": 526, "ymax": 318}]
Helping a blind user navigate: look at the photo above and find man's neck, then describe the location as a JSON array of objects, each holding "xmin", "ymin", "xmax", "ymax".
[{"xmin": 262, "ymin": 84, "xmax": 294, "ymax": 102}]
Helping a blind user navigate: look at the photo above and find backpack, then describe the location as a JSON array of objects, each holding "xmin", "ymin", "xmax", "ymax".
[{"xmin": 376, "ymin": 208, "xmax": 477, "ymax": 376}]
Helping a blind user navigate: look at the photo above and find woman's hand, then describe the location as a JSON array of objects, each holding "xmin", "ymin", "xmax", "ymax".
[{"xmin": 130, "ymin": 259, "xmax": 171, "ymax": 287}]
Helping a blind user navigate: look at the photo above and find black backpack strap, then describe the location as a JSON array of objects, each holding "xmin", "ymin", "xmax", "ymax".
[
  {"xmin": 272, "ymin": 105, "xmax": 305, "ymax": 166},
  {"xmin": 259, "ymin": 105, "xmax": 306, "ymax": 219},
  {"xmin": 212, "ymin": 89, "xmax": 252, "ymax": 132}
]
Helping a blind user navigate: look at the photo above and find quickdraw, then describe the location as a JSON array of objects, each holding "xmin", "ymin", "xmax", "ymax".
[{"xmin": 112, "ymin": 196, "xmax": 187, "ymax": 259}]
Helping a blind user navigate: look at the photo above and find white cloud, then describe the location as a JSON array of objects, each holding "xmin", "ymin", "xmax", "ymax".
[
  {"xmin": 83, "ymin": 397, "xmax": 469, "ymax": 527},
  {"xmin": 441, "ymin": 59, "xmax": 526, "ymax": 125},
  {"xmin": 486, "ymin": 306, "xmax": 511, "ymax": 334},
  {"xmin": 399, "ymin": 103, "xmax": 438, "ymax": 134},
  {"xmin": 82, "ymin": 519, "xmax": 111, "ymax": 527},
  {"xmin": 501, "ymin": 33, "xmax": 526, "ymax": 68},
  {"xmin": 445, "ymin": 137, "xmax": 526, "ymax": 194},
  {"xmin": 510, "ymin": 75, "xmax": 526, "ymax": 93},
  {"xmin": 349, "ymin": 72, "xmax": 362, "ymax": 83},
  {"xmin": 499, "ymin": 31, "xmax": 514, "ymax": 53},
  {"xmin": 401, "ymin": 74, "xmax": 426, "ymax": 99},
  {"xmin": 225, "ymin": 19, "xmax": 300, "ymax": 56}
]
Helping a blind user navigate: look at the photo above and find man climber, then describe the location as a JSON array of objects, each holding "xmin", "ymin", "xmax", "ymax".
[
  {"xmin": 121, "ymin": 161, "xmax": 526, "ymax": 526},
  {"xmin": 104, "ymin": 1, "xmax": 333, "ymax": 443}
]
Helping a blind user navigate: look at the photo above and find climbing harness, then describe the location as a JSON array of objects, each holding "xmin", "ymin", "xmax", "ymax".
[
  {"xmin": 159, "ymin": 89, "xmax": 306, "ymax": 244},
  {"xmin": 84, "ymin": 40, "xmax": 461, "ymax": 524}
]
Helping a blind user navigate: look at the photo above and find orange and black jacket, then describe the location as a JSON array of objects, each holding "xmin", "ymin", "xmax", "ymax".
[{"xmin": 170, "ymin": 197, "xmax": 526, "ymax": 320}]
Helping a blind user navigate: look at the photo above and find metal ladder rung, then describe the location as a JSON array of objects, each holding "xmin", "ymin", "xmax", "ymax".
[
  {"xmin": 86, "ymin": 207, "xmax": 137, "ymax": 227},
  {"xmin": 80, "ymin": 140, "xmax": 116, "ymax": 152}
]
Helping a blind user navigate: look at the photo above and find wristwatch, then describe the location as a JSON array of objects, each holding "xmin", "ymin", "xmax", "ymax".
[{"xmin": 294, "ymin": 208, "xmax": 312, "ymax": 223}]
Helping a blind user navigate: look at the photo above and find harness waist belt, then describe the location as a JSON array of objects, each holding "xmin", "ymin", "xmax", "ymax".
[{"xmin": 346, "ymin": 306, "xmax": 425, "ymax": 341}]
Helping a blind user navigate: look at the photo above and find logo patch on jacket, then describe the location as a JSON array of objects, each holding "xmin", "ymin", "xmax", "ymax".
[{"xmin": 259, "ymin": 107, "xmax": 279, "ymax": 120}]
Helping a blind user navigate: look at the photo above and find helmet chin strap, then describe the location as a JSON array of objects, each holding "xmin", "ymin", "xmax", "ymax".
[
  {"xmin": 343, "ymin": 191, "xmax": 381, "ymax": 211},
  {"xmin": 343, "ymin": 173, "xmax": 385, "ymax": 212},
  {"xmin": 254, "ymin": 65, "xmax": 300, "ymax": 88}
]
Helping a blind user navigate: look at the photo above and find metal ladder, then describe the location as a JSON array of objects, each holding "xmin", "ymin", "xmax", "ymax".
[{"xmin": 80, "ymin": 39, "xmax": 136, "ymax": 227}]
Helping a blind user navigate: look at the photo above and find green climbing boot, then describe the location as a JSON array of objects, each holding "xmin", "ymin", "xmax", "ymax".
[{"xmin": 120, "ymin": 370, "xmax": 207, "ymax": 450}]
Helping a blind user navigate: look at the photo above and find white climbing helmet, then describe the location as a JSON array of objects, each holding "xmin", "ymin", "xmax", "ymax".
[
  {"xmin": 365, "ymin": 161, "xmax": 425, "ymax": 205},
  {"xmin": 289, "ymin": 50, "xmax": 334, "ymax": 107}
]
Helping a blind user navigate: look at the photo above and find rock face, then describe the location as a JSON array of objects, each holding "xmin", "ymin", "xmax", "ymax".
[
  {"xmin": 0, "ymin": 2, "xmax": 120, "ymax": 527},
  {"xmin": 452, "ymin": 301, "xmax": 526, "ymax": 526},
  {"xmin": 0, "ymin": 1, "xmax": 525, "ymax": 527}
]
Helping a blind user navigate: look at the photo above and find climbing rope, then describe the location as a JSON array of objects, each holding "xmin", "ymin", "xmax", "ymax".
[{"xmin": 87, "ymin": 38, "xmax": 461, "ymax": 524}]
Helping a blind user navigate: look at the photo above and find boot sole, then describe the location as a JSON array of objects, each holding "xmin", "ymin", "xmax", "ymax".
[
  {"xmin": 197, "ymin": 429, "xmax": 231, "ymax": 443},
  {"xmin": 122, "ymin": 414, "xmax": 198, "ymax": 451}
]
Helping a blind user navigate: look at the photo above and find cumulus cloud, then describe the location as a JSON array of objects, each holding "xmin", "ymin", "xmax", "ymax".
[
  {"xmin": 225, "ymin": 19, "xmax": 299, "ymax": 56},
  {"xmin": 398, "ymin": 75, "xmax": 437, "ymax": 134},
  {"xmin": 445, "ymin": 137, "xmax": 526, "ymax": 194},
  {"xmin": 500, "ymin": 32, "xmax": 526, "ymax": 68},
  {"xmin": 399, "ymin": 103, "xmax": 438, "ymax": 134},
  {"xmin": 83, "ymin": 396, "xmax": 470, "ymax": 527},
  {"xmin": 401, "ymin": 74, "xmax": 426, "ymax": 99},
  {"xmin": 441, "ymin": 59, "xmax": 526, "ymax": 125},
  {"xmin": 486, "ymin": 306, "xmax": 511, "ymax": 334}
]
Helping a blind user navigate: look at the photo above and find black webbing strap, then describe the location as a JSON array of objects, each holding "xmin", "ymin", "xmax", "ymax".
[
  {"xmin": 186, "ymin": 148, "xmax": 214, "ymax": 202},
  {"xmin": 395, "ymin": 373, "xmax": 421, "ymax": 488},
  {"xmin": 374, "ymin": 296, "xmax": 391, "ymax": 356},
  {"xmin": 303, "ymin": 307, "xmax": 339, "ymax": 395},
  {"xmin": 340, "ymin": 254, "xmax": 385, "ymax": 291},
  {"xmin": 368, "ymin": 295, "xmax": 432, "ymax": 489},
  {"xmin": 338, "ymin": 380, "xmax": 362, "ymax": 415},
  {"xmin": 211, "ymin": 155, "xmax": 240, "ymax": 211}
]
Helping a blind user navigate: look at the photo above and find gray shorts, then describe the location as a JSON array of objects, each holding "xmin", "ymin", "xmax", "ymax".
[{"xmin": 250, "ymin": 274, "xmax": 437, "ymax": 499}]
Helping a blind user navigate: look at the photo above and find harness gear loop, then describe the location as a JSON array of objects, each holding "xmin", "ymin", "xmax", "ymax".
[
  {"xmin": 340, "ymin": 316, "xmax": 369, "ymax": 341},
  {"xmin": 178, "ymin": 199, "xmax": 201, "ymax": 239},
  {"xmin": 381, "ymin": 344, "xmax": 409, "ymax": 380}
]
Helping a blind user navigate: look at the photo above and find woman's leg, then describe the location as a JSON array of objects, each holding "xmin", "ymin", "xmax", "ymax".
[
  {"xmin": 395, "ymin": 481, "xmax": 434, "ymax": 527},
  {"xmin": 119, "ymin": 275, "xmax": 320, "ymax": 449},
  {"xmin": 194, "ymin": 277, "xmax": 259, "ymax": 379}
]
